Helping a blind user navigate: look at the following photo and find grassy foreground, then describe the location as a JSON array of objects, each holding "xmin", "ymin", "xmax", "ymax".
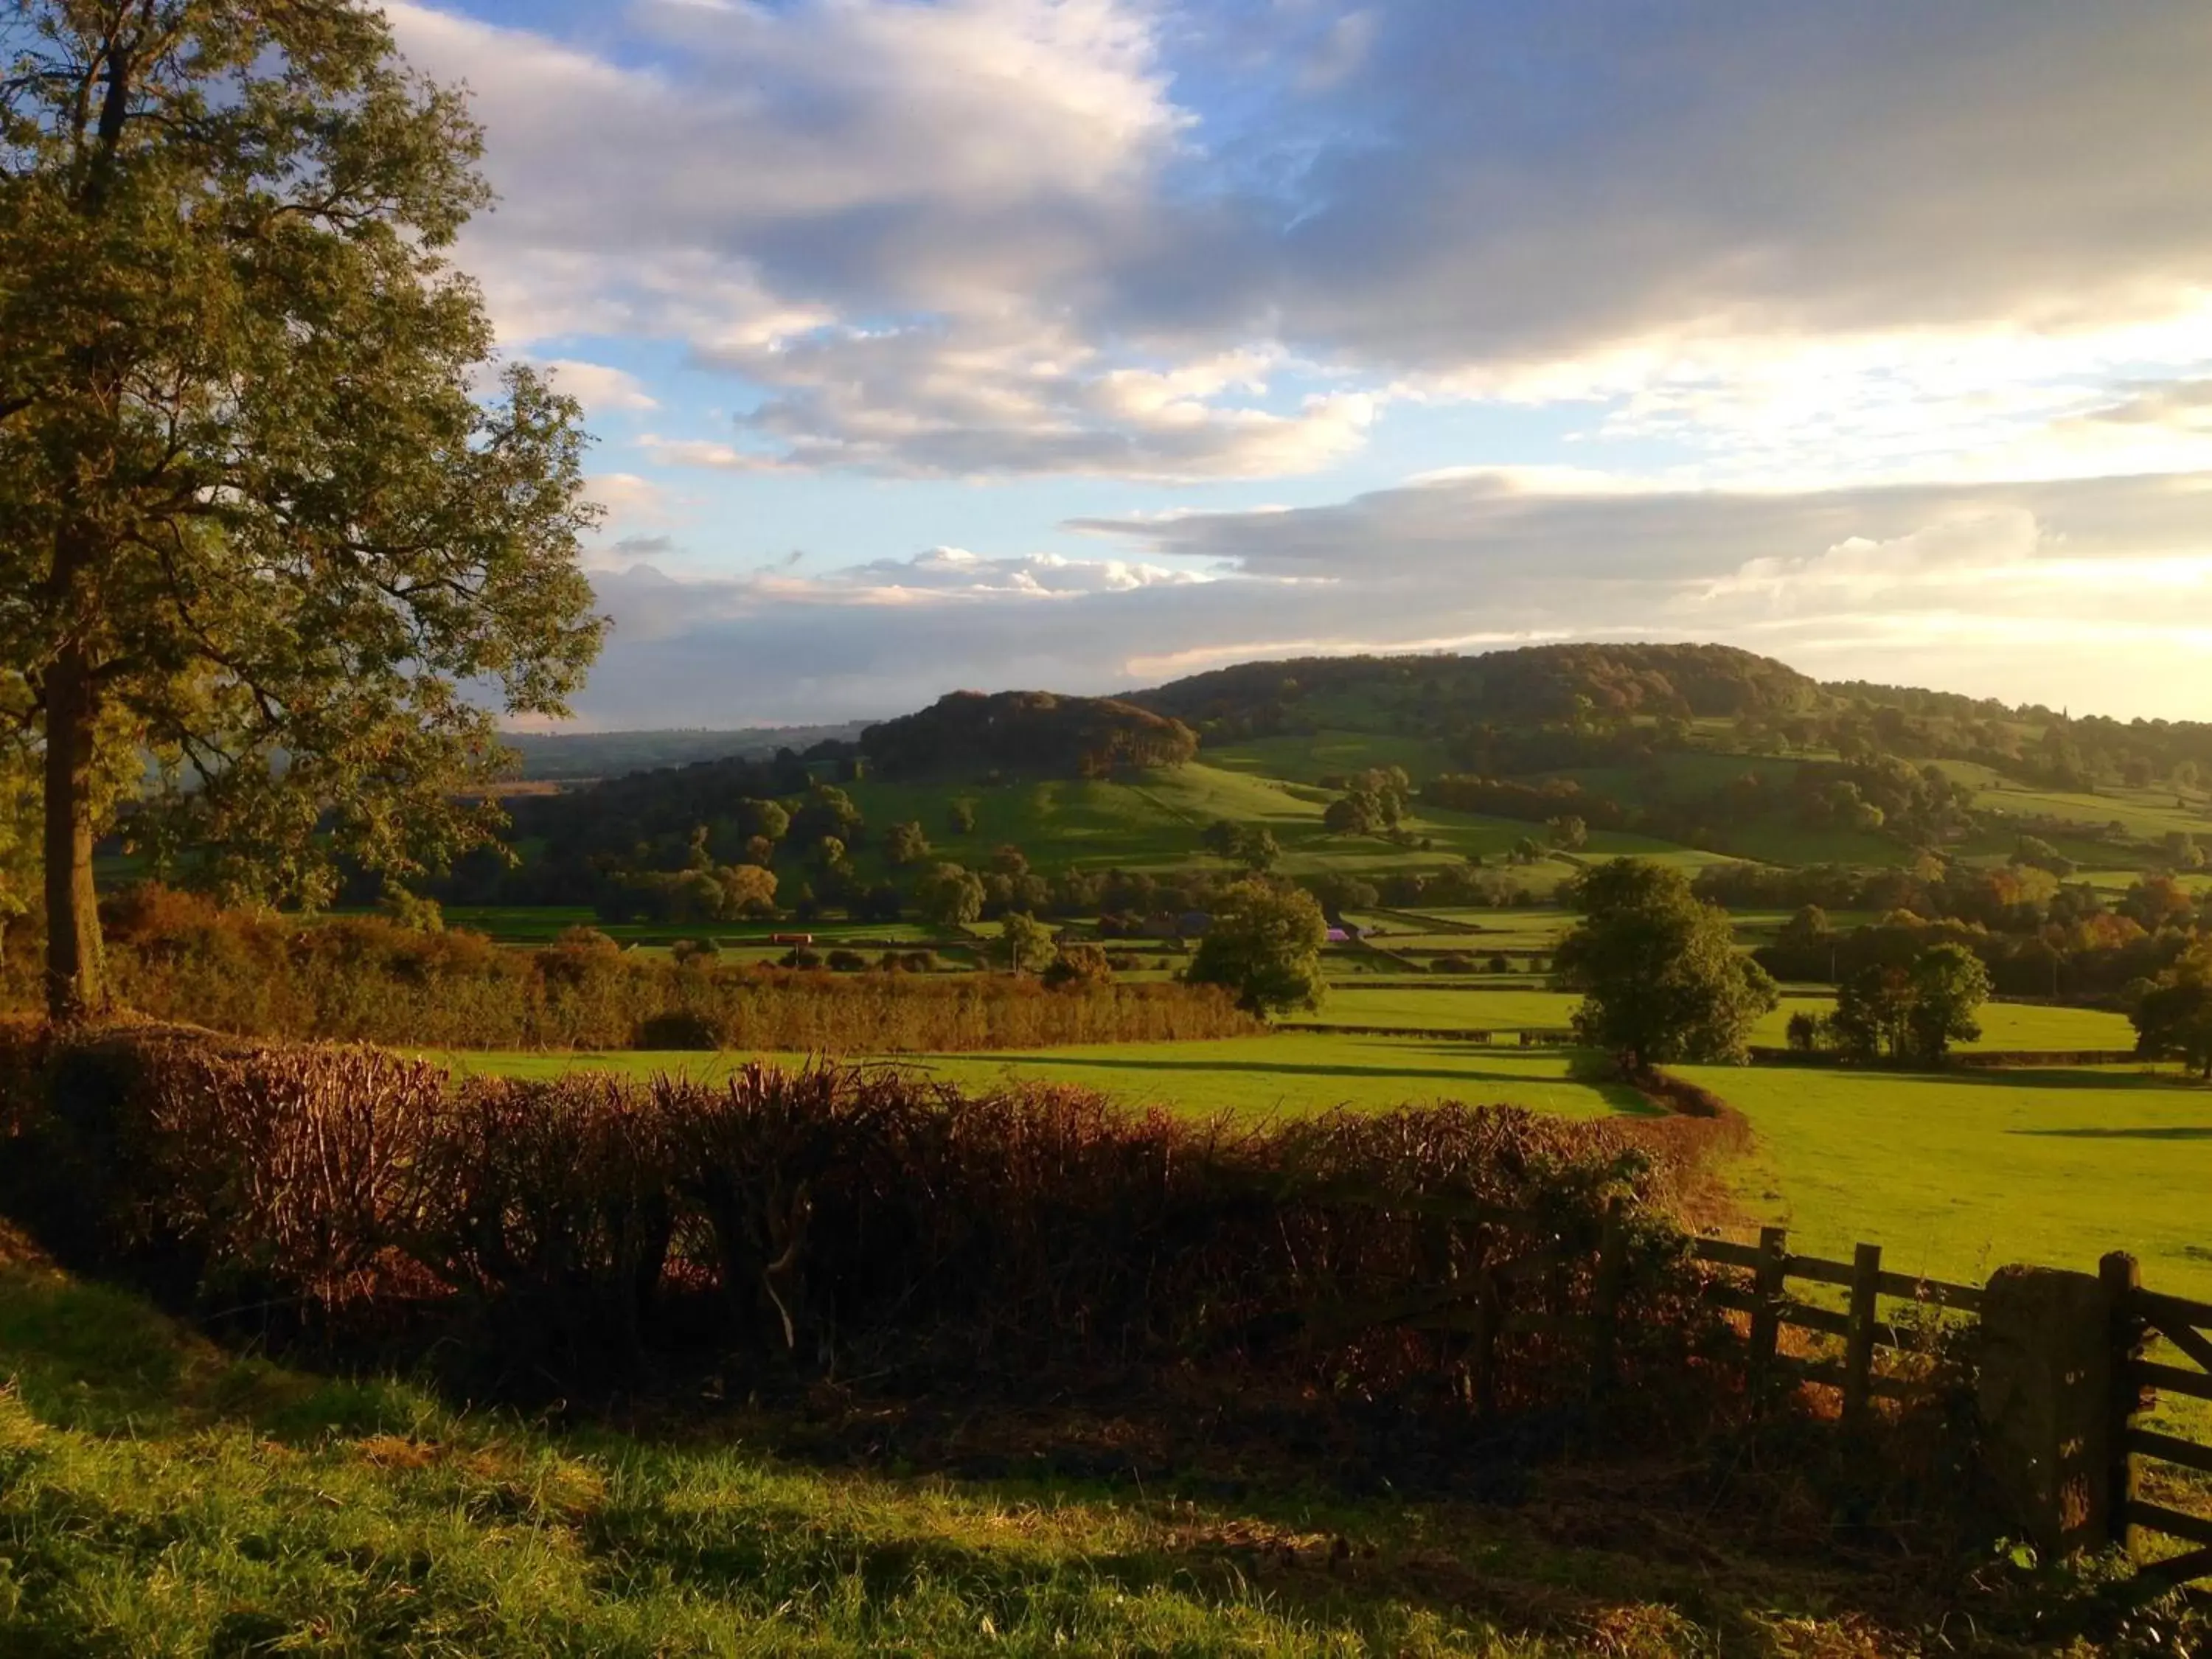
[{"xmin": 0, "ymin": 1220, "xmax": 2000, "ymax": 1658}]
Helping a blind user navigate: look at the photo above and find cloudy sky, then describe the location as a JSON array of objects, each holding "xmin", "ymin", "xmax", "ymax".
[{"xmin": 397, "ymin": 0, "xmax": 2212, "ymax": 727}]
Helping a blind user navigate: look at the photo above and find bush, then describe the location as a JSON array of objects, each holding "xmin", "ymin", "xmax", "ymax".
[
  {"xmin": 825, "ymin": 950, "xmax": 868, "ymax": 973},
  {"xmin": 0, "ymin": 1027, "xmax": 1724, "ymax": 1421},
  {"xmin": 1432, "ymin": 953, "xmax": 1477, "ymax": 974}
]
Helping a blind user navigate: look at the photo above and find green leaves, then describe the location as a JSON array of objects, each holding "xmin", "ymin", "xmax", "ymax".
[
  {"xmin": 1187, "ymin": 879, "xmax": 1326, "ymax": 1018},
  {"xmin": 1, "ymin": 3, "xmax": 604, "ymax": 981},
  {"xmin": 1553, "ymin": 859, "xmax": 1778, "ymax": 1070}
]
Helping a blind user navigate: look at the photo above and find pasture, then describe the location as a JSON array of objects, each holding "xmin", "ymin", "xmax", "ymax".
[
  {"xmin": 1285, "ymin": 984, "xmax": 2137, "ymax": 1052},
  {"xmin": 1676, "ymin": 1062, "xmax": 2212, "ymax": 1298}
]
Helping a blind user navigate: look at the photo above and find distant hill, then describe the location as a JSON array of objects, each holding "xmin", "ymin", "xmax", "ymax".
[
  {"xmin": 501, "ymin": 722, "xmax": 873, "ymax": 781},
  {"xmin": 859, "ymin": 691, "xmax": 1198, "ymax": 780},
  {"xmin": 1129, "ymin": 642, "xmax": 1823, "ymax": 737}
]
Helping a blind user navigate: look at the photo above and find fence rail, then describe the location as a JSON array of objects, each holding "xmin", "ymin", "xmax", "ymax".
[
  {"xmin": 1308, "ymin": 1191, "xmax": 2212, "ymax": 1588},
  {"xmin": 2115, "ymin": 1260, "xmax": 2212, "ymax": 1583},
  {"xmin": 1688, "ymin": 1228, "xmax": 1980, "ymax": 1425}
]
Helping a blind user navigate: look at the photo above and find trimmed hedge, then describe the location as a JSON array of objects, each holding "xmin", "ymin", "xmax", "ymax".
[{"xmin": 0, "ymin": 1024, "xmax": 1727, "ymax": 1416}]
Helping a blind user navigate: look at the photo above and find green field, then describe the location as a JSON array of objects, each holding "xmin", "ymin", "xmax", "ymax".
[
  {"xmin": 449, "ymin": 1034, "xmax": 1644, "ymax": 1122},
  {"xmin": 1284, "ymin": 985, "xmax": 2137, "ymax": 1051},
  {"xmin": 1678, "ymin": 1063, "xmax": 2212, "ymax": 1297}
]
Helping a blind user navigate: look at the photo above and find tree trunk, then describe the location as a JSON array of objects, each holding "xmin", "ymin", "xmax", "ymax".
[{"xmin": 43, "ymin": 647, "xmax": 108, "ymax": 1023}]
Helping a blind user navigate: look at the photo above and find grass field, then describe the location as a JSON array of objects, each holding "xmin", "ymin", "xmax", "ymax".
[
  {"xmin": 1285, "ymin": 986, "xmax": 2138, "ymax": 1052},
  {"xmin": 3, "ymin": 1223, "xmax": 1850, "ymax": 1656},
  {"xmin": 1677, "ymin": 1062, "xmax": 2212, "ymax": 1297},
  {"xmin": 449, "ymin": 1035, "xmax": 1645, "ymax": 1122}
]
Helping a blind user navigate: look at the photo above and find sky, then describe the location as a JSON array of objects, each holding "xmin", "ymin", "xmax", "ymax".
[{"xmin": 394, "ymin": 0, "xmax": 2212, "ymax": 728}]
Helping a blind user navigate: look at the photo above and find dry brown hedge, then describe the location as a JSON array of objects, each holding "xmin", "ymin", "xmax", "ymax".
[
  {"xmin": 0, "ymin": 1024, "xmax": 1731, "ymax": 1419},
  {"xmin": 25, "ymin": 891, "xmax": 1259, "ymax": 1051}
]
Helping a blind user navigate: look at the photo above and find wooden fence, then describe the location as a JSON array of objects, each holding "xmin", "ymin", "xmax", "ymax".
[
  {"xmin": 1333, "ymin": 1197, "xmax": 2212, "ymax": 1587},
  {"xmin": 1689, "ymin": 1225, "xmax": 1982, "ymax": 1427},
  {"xmin": 2112, "ymin": 1255, "xmax": 2212, "ymax": 1584}
]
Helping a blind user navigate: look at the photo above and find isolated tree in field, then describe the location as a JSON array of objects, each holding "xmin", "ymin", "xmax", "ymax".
[
  {"xmin": 1904, "ymin": 942, "xmax": 1992, "ymax": 1062},
  {"xmin": 1236, "ymin": 826, "xmax": 1281, "ymax": 872},
  {"xmin": 914, "ymin": 862, "xmax": 984, "ymax": 932},
  {"xmin": 1, "ymin": 3, "xmax": 602, "ymax": 1019},
  {"xmin": 947, "ymin": 801, "xmax": 978, "ymax": 835},
  {"xmin": 999, "ymin": 911, "xmax": 1055, "ymax": 976},
  {"xmin": 1186, "ymin": 879, "xmax": 1326, "ymax": 1017},
  {"xmin": 1832, "ymin": 943, "xmax": 1990, "ymax": 1065},
  {"xmin": 2132, "ymin": 945, "xmax": 2212, "ymax": 1078},
  {"xmin": 1545, "ymin": 814, "xmax": 1588, "ymax": 851},
  {"xmin": 1551, "ymin": 860, "xmax": 1777, "ymax": 1071}
]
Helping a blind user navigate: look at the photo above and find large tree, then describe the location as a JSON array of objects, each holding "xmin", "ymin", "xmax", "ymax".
[
  {"xmin": 1552, "ymin": 859, "xmax": 1777, "ymax": 1071},
  {"xmin": 1831, "ymin": 943, "xmax": 1991, "ymax": 1066},
  {"xmin": 2132, "ymin": 945, "xmax": 2212, "ymax": 1079},
  {"xmin": 1, "ymin": 2, "xmax": 603, "ymax": 1019},
  {"xmin": 1187, "ymin": 879, "xmax": 1326, "ymax": 1018}
]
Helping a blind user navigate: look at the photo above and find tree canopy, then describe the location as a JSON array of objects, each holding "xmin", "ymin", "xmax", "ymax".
[
  {"xmin": 2132, "ymin": 945, "xmax": 2212, "ymax": 1078},
  {"xmin": 1, "ymin": 0, "xmax": 603, "ymax": 1018},
  {"xmin": 1830, "ymin": 943, "xmax": 1992, "ymax": 1065},
  {"xmin": 1186, "ymin": 879, "xmax": 1326, "ymax": 1018},
  {"xmin": 1551, "ymin": 860, "xmax": 1777, "ymax": 1071}
]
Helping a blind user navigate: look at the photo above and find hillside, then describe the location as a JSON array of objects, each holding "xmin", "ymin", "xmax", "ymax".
[{"xmin": 434, "ymin": 640, "xmax": 2211, "ymax": 970}]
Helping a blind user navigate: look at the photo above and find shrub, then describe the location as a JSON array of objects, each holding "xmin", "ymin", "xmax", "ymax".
[
  {"xmin": 825, "ymin": 950, "xmax": 868, "ymax": 973},
  {"xmin": 1432, "ymin": 953, "xmax": 1477, "ymax": 975},
  {"xmin": 0, "ymin": 1028, "xmax": 1724, "ymax": 1423}
]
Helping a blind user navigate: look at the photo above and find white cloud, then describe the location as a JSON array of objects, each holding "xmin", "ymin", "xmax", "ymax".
[
  {"xmin": 536, "ymin": 359, "xmax": 658, "ymax": 414},
  {"xmin": 556, "ymin": 470, "xmax": 2212, "ymax": 726},
  {"xmin": 386, "ymin": 1, "xmax": 2212, "ymax": 486}
]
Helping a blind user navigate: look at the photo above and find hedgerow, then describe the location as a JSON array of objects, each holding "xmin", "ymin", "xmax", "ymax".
[
  {"xmin": 0, "ymin": 886, "xmax": 1256, "ymax": 1051},
  {"xmin": 0, "ymin": 1025, "xmax": 1725, "ymax": 1419}
]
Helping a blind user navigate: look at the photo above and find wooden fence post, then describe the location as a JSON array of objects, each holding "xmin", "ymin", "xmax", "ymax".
[
  {"xmin": 1750, "ymin": 1225, "xmax": 1788, "ymax": 1395},
  {"xmin": 2102, "ymin": 1251, "xmax": 2143, "ymax": 1555},
  {"xmin": 1471, "ymin": 1279, "xmax": 1499, "ymax": 1418},
  {"xmin": 1591, "ymin": 1197, "xmax": 1627, "ymax": 1395},
  {"xmin": 1843, "ymin": 1241, "xmax": 1882, "ymax": 1430}
]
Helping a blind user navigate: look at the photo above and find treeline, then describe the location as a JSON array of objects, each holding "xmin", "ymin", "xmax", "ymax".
[
  {"xmin": 1424, "ymin": 754, "xmax": 1975, "ymax": 854},
  {"xmin": 4, "ymin": 888, "xmax": 1255, "ymax": 1051},
  {"xmin": 860, "ymin": 689, "xmax": 1197, "ymax": 779},
  {"xmin": 0, "ymin": 1029, "xmax": 1710, "ymax": 1413},
  {"xmin": 1828, "ymin": 681, "xmax": 2212, "ymax": 795},
  {"xmin": 1135, "ymin": 641, "xmax": 1823, "ymax": 739}
]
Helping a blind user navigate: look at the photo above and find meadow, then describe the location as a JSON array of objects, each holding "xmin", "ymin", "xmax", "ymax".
[
  {"xmin": 1671, "ymin": 1062, "xmax": 2212, "ymax": 1298},
  {"xmin": 1287, "ymin": 984, "xmax": 2135, "ymax": 1053}
]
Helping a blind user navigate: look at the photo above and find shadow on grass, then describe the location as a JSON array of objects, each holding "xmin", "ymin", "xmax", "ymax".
[{"xmin": 2008, "ymin": 1126, "xmax": 2212, "ymax": 1140}]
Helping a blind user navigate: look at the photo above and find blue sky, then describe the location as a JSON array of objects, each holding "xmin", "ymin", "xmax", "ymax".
[{"xmin": 391, "ymin": 0, "xmax": 2212, "ymax": 727}]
